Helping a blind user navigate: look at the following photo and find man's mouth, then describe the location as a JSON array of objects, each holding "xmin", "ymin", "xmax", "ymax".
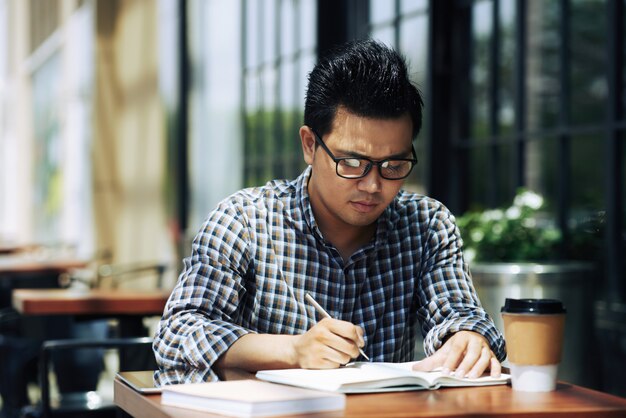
[{"xmin": 350, "ymin": 200, "xmax": 378, "ymax": 213}]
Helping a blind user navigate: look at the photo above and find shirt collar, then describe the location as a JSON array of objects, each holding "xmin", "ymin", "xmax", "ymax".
[
  {"xmin": 296, "ymin": 166, "xmax": 324, "ymax": 242},
  {"xmin": 296, "ymin": 165, "xmax": 394, "ymax": 251}
]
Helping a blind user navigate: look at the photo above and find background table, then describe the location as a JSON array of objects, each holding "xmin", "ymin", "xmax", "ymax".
[
  {"xmin": 114, "ymin": 371, "xmax": 626, "ymax": 418},
  {"xmin": 0, "ymin": 256, "xmax": 87, "ymax": 276},
  {"xmin": 0, "ymin": 243, "xmax": 40, "ymax": 255},
  {"xmin": 12, "ymin": 288, "xmax": 170, "ymax": 316},
  {"xmin": 0, "ymin": 255, "xmax": 88, "ymax": 306}
]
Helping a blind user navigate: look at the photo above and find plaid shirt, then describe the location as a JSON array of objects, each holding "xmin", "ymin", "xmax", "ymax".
[{"xmin": 154, "ymin": 167, "xmax": 506, "ymax": 382}]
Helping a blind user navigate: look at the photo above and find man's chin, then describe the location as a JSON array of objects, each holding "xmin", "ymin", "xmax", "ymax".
[{"xmin": 345, "ymin": 211, "xmax": 382, "ymax": 227}]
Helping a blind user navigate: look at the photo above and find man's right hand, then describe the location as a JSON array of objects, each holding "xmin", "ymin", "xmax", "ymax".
[
  {"xmin": 214, "ymin": 318, "xmax": 365, "ymax": 372},
  {"xmin": 292, "ymin": 318, "xmax": 365, "ymax": 369}
]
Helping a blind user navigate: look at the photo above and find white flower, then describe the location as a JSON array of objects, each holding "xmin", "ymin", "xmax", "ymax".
[
  {"xmin": 514, "ymin": 190, "xmax": 543, "ymax": 210},
  {"xmin": 471, "ymin": 230, "xmax": 485, "ymax": 242},
  {"xmin": 481, "ymin": 209, "xmax": 503, "ymax": 222},
  {"xmin": 506, "ymin": 206, "xmax": 521, "ymax": 219},
  {"xmin": 522, "ymin": 218, "xmax": 537, "ymax": 228}
]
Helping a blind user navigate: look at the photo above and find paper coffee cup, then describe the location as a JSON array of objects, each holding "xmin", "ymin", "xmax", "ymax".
[{"xmin": 501, "ymin": 298, "xmax": 566, "ymax": 392}]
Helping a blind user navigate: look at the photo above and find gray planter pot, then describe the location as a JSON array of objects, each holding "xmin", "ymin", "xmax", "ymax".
[{"xmin": 470, "ymin": 261, "xmax": 594, "ymax": 386}]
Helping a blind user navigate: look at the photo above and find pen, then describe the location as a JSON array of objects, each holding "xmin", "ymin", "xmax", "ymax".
[{"xmin": 305, "ymin": 292, "xmax": 370, "ymax": 361}]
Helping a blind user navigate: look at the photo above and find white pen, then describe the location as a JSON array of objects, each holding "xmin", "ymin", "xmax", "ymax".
[{"xmin": 305, "ymin": 292, "xmax": 370, "ymax": 361}]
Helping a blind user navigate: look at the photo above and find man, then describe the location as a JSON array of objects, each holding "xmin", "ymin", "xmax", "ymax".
[{"xmin": 154, "ymin": 39, "xmax": 506, "ymax": 382}]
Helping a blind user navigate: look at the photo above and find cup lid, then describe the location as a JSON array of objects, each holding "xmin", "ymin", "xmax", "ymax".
[{"xmin": 500, "ymin": 298, "xmax": 566, "ymax": 314}]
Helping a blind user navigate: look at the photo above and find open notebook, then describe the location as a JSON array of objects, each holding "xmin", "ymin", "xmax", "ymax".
[{"xmin": 256, "ymin": 361, "xmax": 510, "ymax": 394}]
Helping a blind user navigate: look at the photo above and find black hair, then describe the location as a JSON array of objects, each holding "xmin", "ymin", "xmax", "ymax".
[{"xmin": 304, "ymin": 39, "xmax": 424, "ymax": 139}]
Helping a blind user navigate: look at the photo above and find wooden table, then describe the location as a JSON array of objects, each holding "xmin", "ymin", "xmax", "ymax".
[
  {"xmin": 0, "ymin": 254, "xmax": 89, "ymax": 310},
  {"xmin": 0, "ymin": 255, "xmax": 87, "ymax": 275},
  {"xmin": 0, "ymin": 243, "xmax": 37, "ymax": 255},
  {"xmin": 12, "ymin": 288, "xmax": 170, "ymax": 316},
  {"xmin": 114, "ymin": 373, "xmax": 626, "ymax": 418},
  {"xmin": 2, "ymin": 287, "xmax": 170, "ymax": 417}
]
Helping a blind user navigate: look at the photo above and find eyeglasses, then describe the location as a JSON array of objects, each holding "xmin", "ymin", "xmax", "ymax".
[{"xmin": 311, "ymin": 130, "xmax": 418, "ymax": 180}]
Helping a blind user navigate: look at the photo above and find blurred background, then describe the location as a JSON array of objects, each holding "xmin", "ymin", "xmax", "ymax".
[{"xmin": 0, "ymin": 0, "xmax": 624, "ymax": 401}]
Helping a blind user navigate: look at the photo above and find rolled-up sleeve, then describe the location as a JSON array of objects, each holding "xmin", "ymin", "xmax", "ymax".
[
  {"xmin": 153, "ymin": 203, "xmax": 253, "ymax": 371},
  {"xmin": 417, "ymin": 207, "xmax": 507, "ymax": 362}
]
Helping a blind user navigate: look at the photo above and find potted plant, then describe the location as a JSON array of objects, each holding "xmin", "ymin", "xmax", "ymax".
[{"xmin": 456, "ymin": 189, "xmax": 602, "ymax": 386}]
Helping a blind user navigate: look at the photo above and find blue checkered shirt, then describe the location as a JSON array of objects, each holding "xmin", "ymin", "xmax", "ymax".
[{"xmin": 153, "ymin": 167, "xmax": 506, "ymax": 382}]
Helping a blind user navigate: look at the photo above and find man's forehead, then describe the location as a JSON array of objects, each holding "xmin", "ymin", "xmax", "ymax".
[
  {"xmin": 329, "ymin": 109, "xmax": 412, "ymax": 141},
  {"xmin": 330, "ymin": 107, "xmax": 412, "ymax": 132}
]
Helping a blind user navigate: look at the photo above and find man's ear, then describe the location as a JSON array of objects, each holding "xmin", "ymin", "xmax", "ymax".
[{"xmin": 299, "ymin": 126, "xmax": 316, "ymax": 165}]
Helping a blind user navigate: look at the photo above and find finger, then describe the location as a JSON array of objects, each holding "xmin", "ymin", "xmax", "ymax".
[
  {"xmin": 411, "ymin": 350, "xmax": 445, "ymax": 372},
  {"xmin": 315, "ymin": 322, "xmax": 362, "ymax": 359},
  {"xmin": 300, "ymin": 336, "xmax": 353, "ymax": 369},
  {"xmin": 319, "ymin": 344, "xmax": 353, "ymax": 367},
  {"xmin": 454, "ymin": 340, "xmax": 483, "ymax": 378},
  {"xmin": 489, "ymin": 357, "xmax": 502, "ymax": 378},
  {"xmin": 299, "ymin": 323, "xmax": 355, "ymax": 367},
  {"xmin": 323, "ymin": 319, "xmax": 364, "ymax": 355},
  {"xmin": 308, "ymin": 354, "xmax": 345, "ymax": 369},
  {"xmin": 441, "ymin": 340, "xmax": 465, "ymax": 374},
  {"xmin": 325, "ymin": 319, "xmax": 362, "ymax": 342},
  {"xmin": 356, "ymin": 326, "xmax": 365, "ymax": 347},
  {"xmin": 466, "ymin": 346, "xmax": 492, "ymax": 378}
]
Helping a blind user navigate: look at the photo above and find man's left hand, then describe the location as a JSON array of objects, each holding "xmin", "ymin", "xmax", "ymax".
[{"xmin": 412, "ymin": 330, "xmax": 501, "ymax": 378}]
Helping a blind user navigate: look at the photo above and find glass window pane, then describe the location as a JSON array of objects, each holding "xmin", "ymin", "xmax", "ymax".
[
  {"xmin": 299, "ymin": 52, "xmax": 315, "ymax": 109},
  {"xmin": 300, "ymin": 0, "xmax": 316, "ymax": 50},
  {"xmin": 401, "ymin": 0, "xmax": 427, "ymax": 15},
  {"xmin": 280, "ymin": 0, "xmax": 296, "ymax": 56},
  {"xmin": 495, "ymin": 143, "xmax": 516, "ymax": 205},
  {"xmin": 371, "ymin": 27, "xmax": 395, "ymax": 47},
  {"xmin": 526, "ymin": 136, "xmax": 558, "ymax": 209},
  {"xmin": 279, "ymin": 60, "xmax": 296, "ymax": 157},
  {"xmin": 279, "ymin": 60, "xmax": 296, "ymax": 110},
  {"xmin": 526, "ymin": 0, "xmax": 560, "ymax": 130},
  {"xmin": 245, "ymin": 0, "xmax": 260, "ymax": 67},
  {"xmin": 262, "ymin": 66, "xmax": 277, "ymax": 110},
  {"xmin": 469, "ymin": 145, "xmax": 490, "ymax": 209},
  {"xmin": 568, "ymin": 134, "xmax": 605, "ymax": 263},
  {"xmin": 570, "ymin": 0, "xmax": 607, "ymax": 126},
  {"xmin": 498, "ymin": 0, "xmax": 515, "ymax": 136},
  {"xmin": 400, "ymin": 15, "xmax": 428, "ymax": 85},
  {"xmin": 469, "ymin": 143, "xmax": 516, "ymax": 208},
  {"xmin": 570, "ymin": 135, "xmax": 604, "ymax": 211},
  {"xmin": 245, "ymin": 73, "xmax": 260, "ymax": 111},
  {"xmin": 471, "ymin": 0, "xmax": 492, "ymax": 142},
  {"xmin": 263, "ymin": 0, "xmax": 277, "ymax": 64},
  {"xmin": 400, "ymin": 15, "xmax": 428, "ymax": 194},
  {"xmin": 370, "ymin": 0, "xmax": 395, "ymax": 25}
]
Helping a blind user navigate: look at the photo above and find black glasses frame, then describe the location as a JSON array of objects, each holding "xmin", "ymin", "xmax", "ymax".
[{"xmin": 311, "ymin": 129, "xmax": 418, "ymax": 180}]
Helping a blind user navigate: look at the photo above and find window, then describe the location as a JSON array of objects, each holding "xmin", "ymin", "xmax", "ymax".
[
  {"xmin": 451, "ymin": 0, "xmax": 625, "ymax": 298},
  {"xmin": 369, "ymin": 0, "xmax": 430, "ymax": 194},
  {"xmin": 242, "ymin": 0, "xmax": 316, "ymax": 187}
]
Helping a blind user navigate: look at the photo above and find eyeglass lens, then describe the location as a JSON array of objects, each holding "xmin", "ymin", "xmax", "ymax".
[{"xmin": 337, "ymin": 158, "xmax": 413, "ymax": 179}]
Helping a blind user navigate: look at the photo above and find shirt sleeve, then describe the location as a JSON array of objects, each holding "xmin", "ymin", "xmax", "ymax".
[
  {"xmin": 153, "ymin": 202, "xmax": 254, "ymax": 373},
  {"xmin": 417, "ymin": 205, "xmax": 507, "ymax": 362}
]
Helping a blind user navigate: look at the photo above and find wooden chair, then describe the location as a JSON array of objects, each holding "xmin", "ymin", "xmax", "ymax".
[{"xmin": 58, "ymin": 261, "xmax": 169, "ymax": 290}]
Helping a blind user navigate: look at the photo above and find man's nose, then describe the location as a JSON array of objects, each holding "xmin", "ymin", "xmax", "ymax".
[{"xmin": 357, "ymin": 166, "xmax": 382, "ymax": 193}]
